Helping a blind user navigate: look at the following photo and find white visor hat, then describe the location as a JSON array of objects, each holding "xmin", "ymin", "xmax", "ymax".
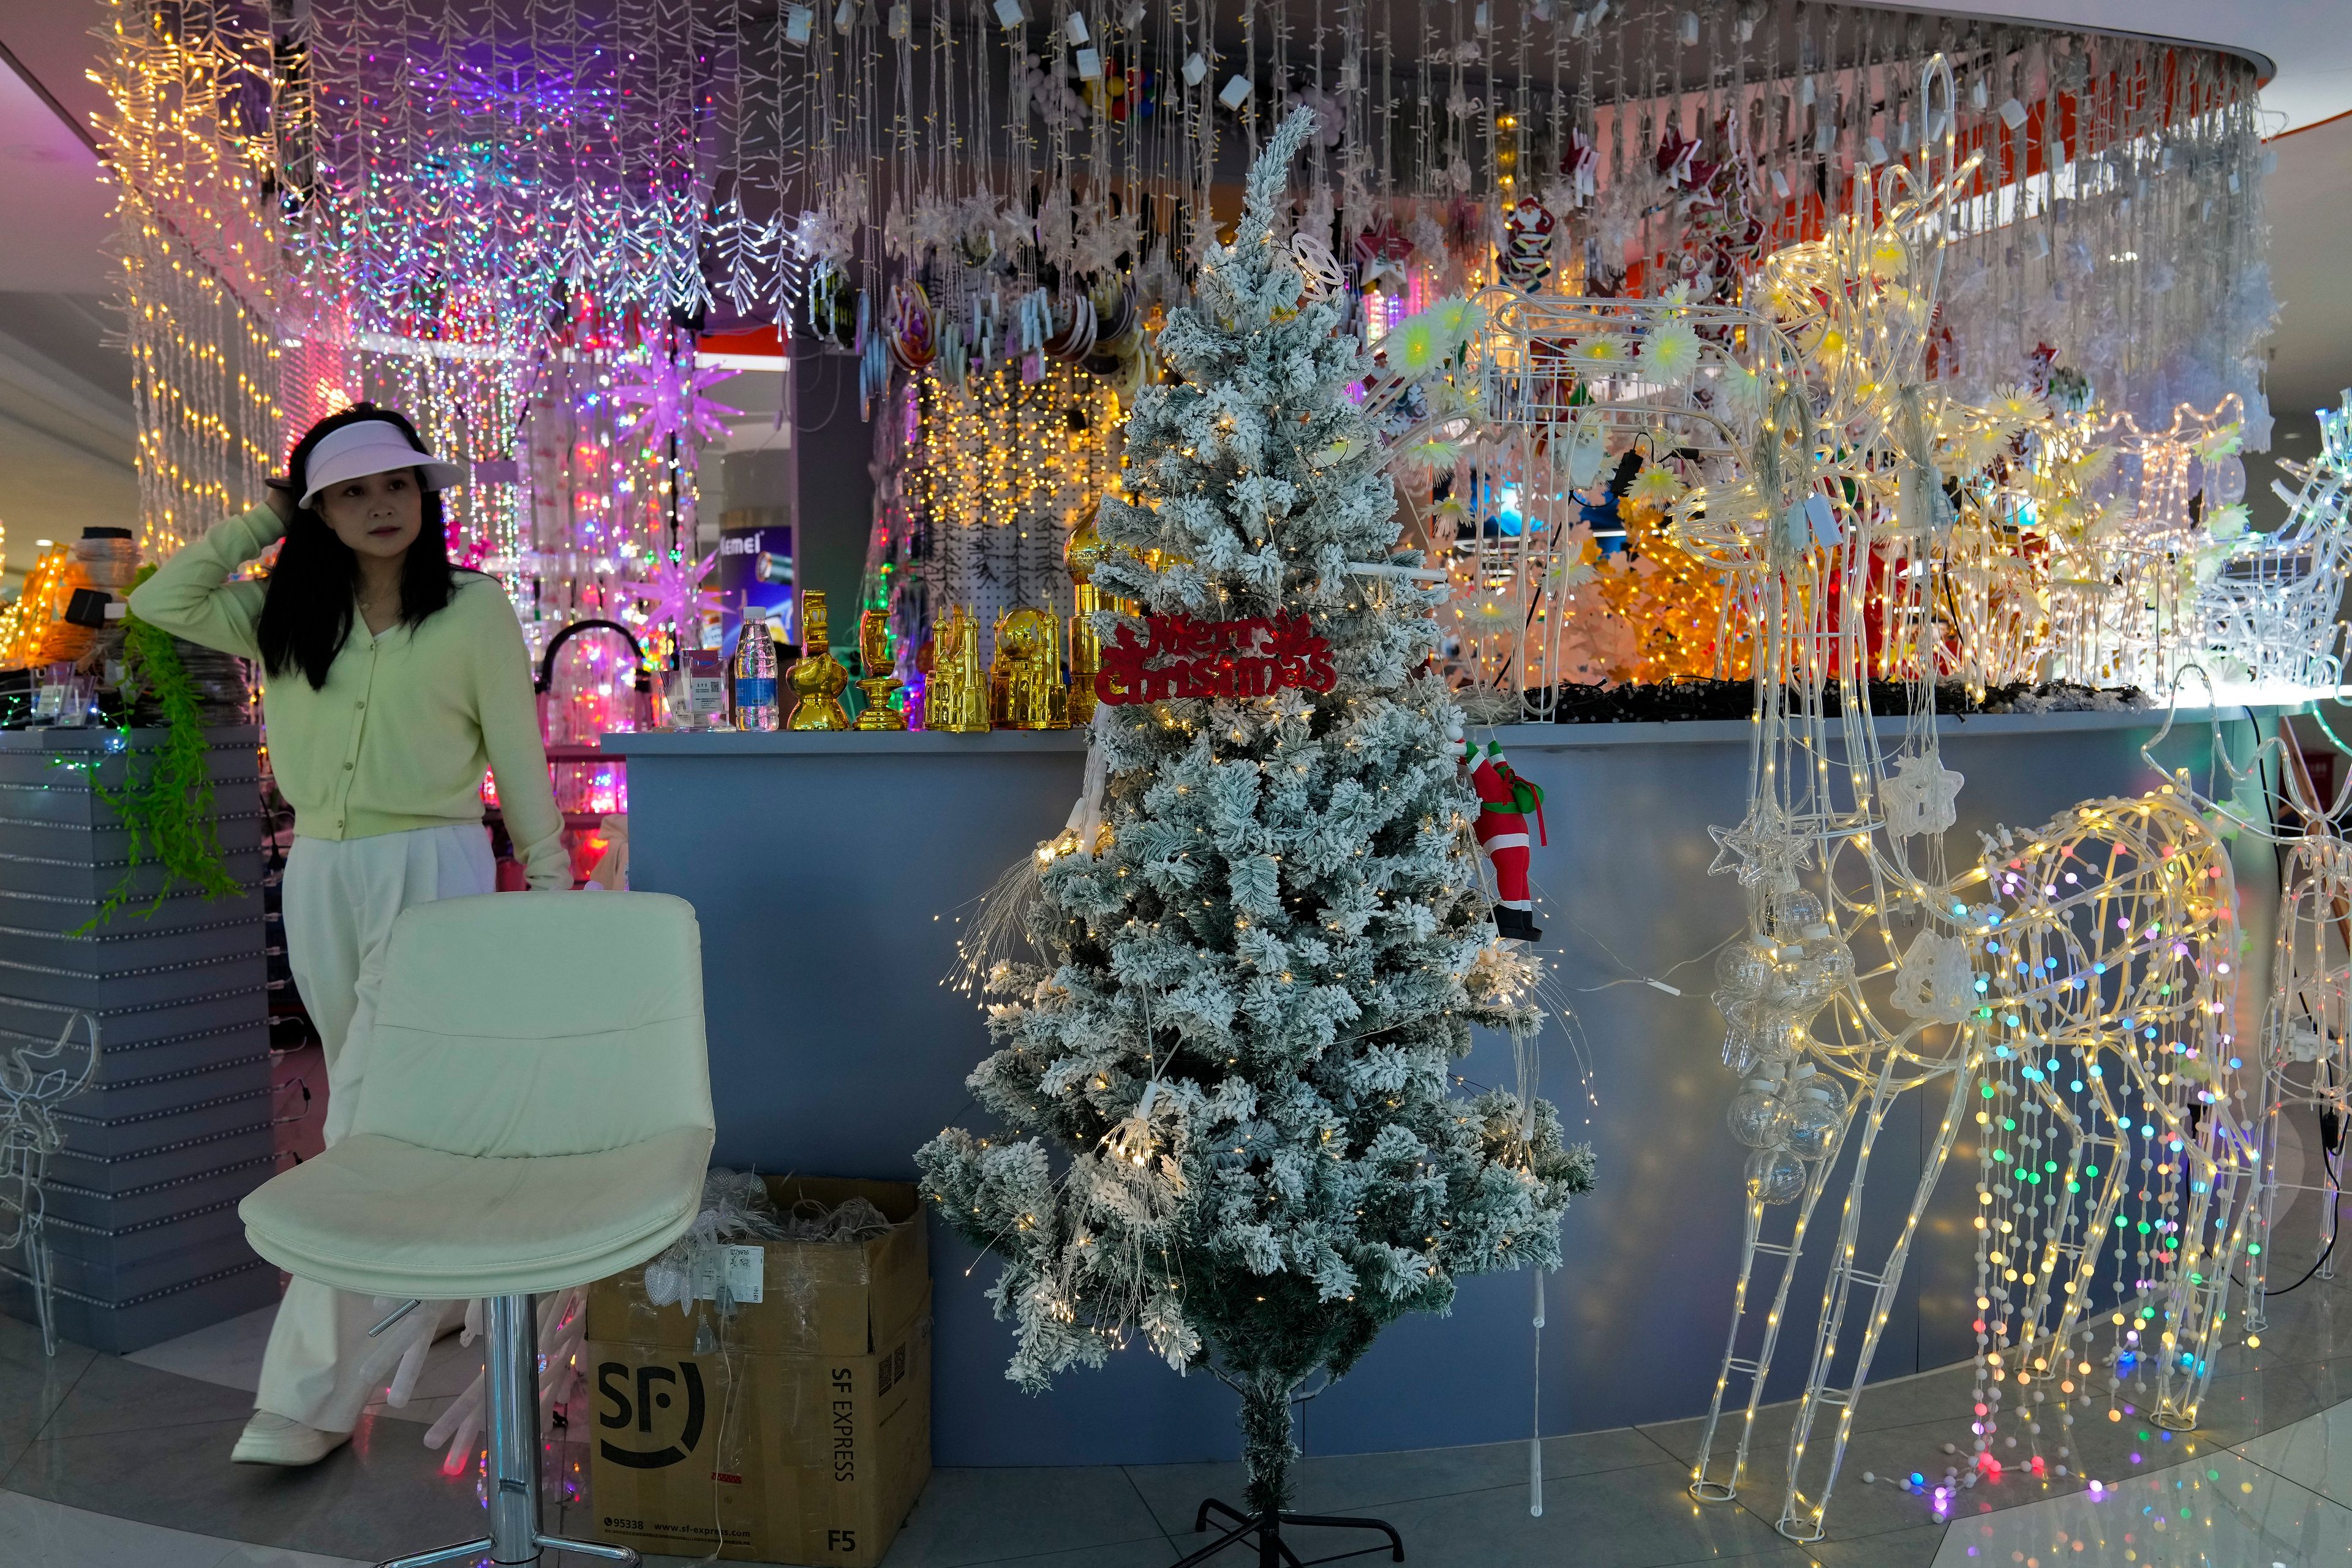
[{"xmin": 297, "ymin": 418, "xmax": 469, "ymax": 509}]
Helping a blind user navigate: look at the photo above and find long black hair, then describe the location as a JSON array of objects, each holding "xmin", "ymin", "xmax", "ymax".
[{"xmin": 255, "ymin": 405, "xmax": 475, "ymax": 690}]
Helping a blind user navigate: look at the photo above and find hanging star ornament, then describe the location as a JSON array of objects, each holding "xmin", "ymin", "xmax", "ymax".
[
  {"xmin": 610, "ymin": 356, "xmax": 741, "ymax": 446},
  {"xmin": 621, "ymin": 546, "xmax": 723, "ymax": 638},
  {"xmin": 1707, "ymin": 809, "xmax": 1815, "ymax": 888}
]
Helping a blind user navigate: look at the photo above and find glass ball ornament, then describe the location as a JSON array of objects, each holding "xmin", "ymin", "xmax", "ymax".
[
  {"xmin": 1763, "ymin": 885, "xmax": 1826, "ymax": 941},
  {"xmin": 1745, "ymin": 1144, "xmax": 1809, "ymax": 1205},
  {"xmin": 1799, "ymin": 1067, "xmax": 1850, "ymax": 1114},
  {"xmin": 1810, "ymin": 933, "xmax": 1856, "ymax": 991},
  {"xmin": 1784, "ymin": 1090, "xmax": 1844, "ymax": 1161},
  {"xmin": 1727, "ymin": 1083, "xmax": 1793, "ymax": 1148},
  {"xmin": 1754, "ymin": 1015, "xmax": 1808, "ymax": 1065},
  {"xmin": 2203, "ymin": 453, "xmax": 2246, "ymax": 507},
  {"xmin": 1714, "ymin": 940, "xmax": 1773, "ymax": 998}
]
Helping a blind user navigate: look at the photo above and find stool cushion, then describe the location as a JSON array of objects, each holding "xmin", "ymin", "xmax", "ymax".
[{"xmin": 240, "ymin": 1125, "xmax": 712, "ymax": 1300}]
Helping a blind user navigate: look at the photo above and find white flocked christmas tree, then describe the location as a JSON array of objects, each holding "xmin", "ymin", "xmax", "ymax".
[{"xmin": 916, "ymin": 110, "xmax": 1593, "ymax": 1529}]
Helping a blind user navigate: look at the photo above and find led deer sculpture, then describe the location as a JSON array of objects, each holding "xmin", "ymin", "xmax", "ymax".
[
  {"xmin": 1670, "ymin": 56, "xmax": 2260, "ymax": 1540},
  {"xmin": 1957, "ymin": 788, "xmax": 2250, "ymax": 1482},
  {"xmin": 2248, "ymin": 788, "xmax": 2351, "ymax": 1323},
  {"xmin": 2197, "ymin": 389, "xmax": 2352, "ymax": 693},
  {"xmin": 1678, "ymin": 62, "xmax": 1999, "ymax": 1544}
]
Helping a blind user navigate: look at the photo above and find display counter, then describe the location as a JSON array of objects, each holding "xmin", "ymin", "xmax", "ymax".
[
  {"xmin": 0, "ymin": 726, "xmax": 278, "ymax": 1351},
  {"xmin": 605, "ymin": 705, "xmax": 2287, "ymax": 1467}
]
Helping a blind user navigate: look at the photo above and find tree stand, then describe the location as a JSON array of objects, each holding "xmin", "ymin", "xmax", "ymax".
[{"xmin": 1168, "ymin": 1497, "xmax": 1404, "ymax": 1567}]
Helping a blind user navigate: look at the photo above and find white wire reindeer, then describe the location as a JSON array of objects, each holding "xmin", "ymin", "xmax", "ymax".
[
  {"xmin": 1956, "ymin": 788, "xmax": 2250, "ymax": 1468},
  {"xmin": 1655, "ymin": 51, "xmax": 2256, "ymax": 1538},
  {"xmin": 0, "ymin": 1006, "xmax": 100, "ymax": 1355},
  {"xmin": 1675, "ymin": 61, "xmax": 1994, "ymax": 1542},
  {"xmin": 2198, "ymin": 389, "xmax": 2352, "ymax": 693},
  {"xmin": 2130, "ymin": 683, "xmax": 2352, "ymax": 1338},
  {"xmin": 2250, "ymin": 814, "xmax": 2350, "ymax": 1320}
]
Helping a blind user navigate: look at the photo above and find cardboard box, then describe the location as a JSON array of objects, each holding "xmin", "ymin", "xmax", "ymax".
[{"xmin": 586, "ymin": 1177, "xmax": 932, "ymax": 1566}]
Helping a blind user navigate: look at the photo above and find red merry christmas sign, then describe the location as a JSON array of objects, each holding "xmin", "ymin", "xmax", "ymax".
[{"xmin": 1096, "ymin": 611, "xmax": 1338, "ymax": 704}]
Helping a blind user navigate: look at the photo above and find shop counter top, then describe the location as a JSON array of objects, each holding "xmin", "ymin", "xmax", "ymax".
[{"xmin": 605, "ymin": 704, "xmax": 2286, "ymax": 1468}]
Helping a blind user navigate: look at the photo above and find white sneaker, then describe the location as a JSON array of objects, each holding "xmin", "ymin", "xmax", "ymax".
[{"xmin": 231, "ymin": 1411, "xmax": 351, "ymax": 1466}]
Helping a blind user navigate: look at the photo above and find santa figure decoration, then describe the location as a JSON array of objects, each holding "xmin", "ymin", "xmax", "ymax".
[{"xmin": 1454, "ymin": 728, "xmax": 1547, "ymax": 942}]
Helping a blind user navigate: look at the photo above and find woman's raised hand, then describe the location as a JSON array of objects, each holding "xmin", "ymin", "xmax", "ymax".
[{"xmin": 262, "ymin": 477, "xmax": 296, "ymax": 524}]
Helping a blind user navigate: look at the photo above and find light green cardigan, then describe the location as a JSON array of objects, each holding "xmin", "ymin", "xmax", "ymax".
[{"xmin": 128, "ymin": 505, "xmax": 571, "ymax": 890}]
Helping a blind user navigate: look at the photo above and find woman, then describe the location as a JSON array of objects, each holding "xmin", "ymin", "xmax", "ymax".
[{"xmin": 130, "ymin": 405, "xmax": 570, "ymax": 1466}]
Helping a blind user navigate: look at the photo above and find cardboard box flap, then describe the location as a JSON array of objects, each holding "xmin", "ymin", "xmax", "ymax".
[{"xmin": 587, "ymin": 1175, "xmax": 929, "ymax": 1357}]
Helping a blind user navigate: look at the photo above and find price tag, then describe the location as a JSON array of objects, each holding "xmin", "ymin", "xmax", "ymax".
[{"xmin": 690, "ymin": 1245, "xmax": 767, "ymax": 1304}]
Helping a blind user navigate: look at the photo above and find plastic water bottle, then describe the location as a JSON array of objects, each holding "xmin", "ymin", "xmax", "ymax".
[{"xmin": 732, "ymin": 620, "xmax": 781, "ymax": 731}]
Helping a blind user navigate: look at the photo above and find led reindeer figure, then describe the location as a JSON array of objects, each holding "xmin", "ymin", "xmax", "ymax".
[
  {"xmin": 2248, "ymin": 743, "xmax": 2352, "ymax": 1325},
  {"xmin": 2130, "ymin": 683, "xmax": 2352, "ymax": 1336},
  {"xmin": 1676, "ymin": 61, "xmax": 2000, "ymax": 1544},
  {"xmin": 2198, "ymin": 390, "xmax": 2352, "ymax": 693},
  {"xmin": 2051, "ymin": 396, "xmax": 2248, "ymax": 693},
  {"xmin": 0, "ymin": 1008, "xmax": 99, "ymax": 1355},
  {"xmin": 1958, "ymin": 788, "xmax": 2250, "ymax": 1487}
]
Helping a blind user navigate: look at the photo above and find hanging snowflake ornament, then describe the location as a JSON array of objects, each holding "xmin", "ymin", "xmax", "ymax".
[
  {"xmin": 610, "ymin": 356, "xmax": 741, "ymax": 447},
  {"xmin": 1880, "ymin": 752, "xmax": 1964, "ymax": 838},
  {"xmin": 1889, "ymin": 930, "xmax": 1980, "ymax": 1021},
  {"xmin": 1290, "ymin": 231, "xmax": 1345, "ymax": 300}
]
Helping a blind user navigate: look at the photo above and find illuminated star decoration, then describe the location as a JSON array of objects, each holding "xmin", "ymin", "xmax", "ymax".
[
  {"xmin": 609, "ymin": 357, "xmax": 741, "ymax": 446},
  {"xmin": 622, "ymin": 546, "xmax": 723, "ymax": 636},
  {"xmin": 1707, "ymin": 809, "xmax": 1815, "ymax": 888}
]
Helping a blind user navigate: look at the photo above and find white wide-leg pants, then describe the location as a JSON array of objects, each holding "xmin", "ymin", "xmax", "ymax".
[{"xmin": 254, "ymin": 824, "xmax": 497, "ymax": 1432}]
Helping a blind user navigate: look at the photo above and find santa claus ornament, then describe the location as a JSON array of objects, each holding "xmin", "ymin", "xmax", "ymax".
[{"xmin": 1453, "ymin": 724, "xmax": 1547, "ymax": 941}]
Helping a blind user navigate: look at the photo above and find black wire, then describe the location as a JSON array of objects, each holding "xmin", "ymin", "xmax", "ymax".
[{"xmin": 2233, "ymin": 1143, "xmax": 2340, "ymax": 1299}]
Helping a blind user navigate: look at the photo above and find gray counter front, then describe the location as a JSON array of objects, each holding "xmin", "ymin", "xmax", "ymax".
[{"xmin": 606, "ymin": 707, "xmax": 2283, "ymax": 1468}]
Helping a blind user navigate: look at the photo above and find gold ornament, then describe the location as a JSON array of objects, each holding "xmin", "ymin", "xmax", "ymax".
[
  {"xmin": 923, "ymin": 605, "xmax": 991, "ymax": 733},
  {"xmin": 990, "ymin": 606, "xmax": 1068, "ymax": 729},
  {"xmin": 785, "ymin": 589, "xmax": 851, "ymax": 730},
  {"xmin": 853, "ymin": 607, "xmax": 906, "ymax": 730},
  {"xmin": 1065, "ymin": 510, "xmax": 1109, "ymax": 725}
]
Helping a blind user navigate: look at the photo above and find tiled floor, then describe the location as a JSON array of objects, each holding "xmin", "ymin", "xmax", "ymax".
[{"xmin": 4, "ymin": 1217, "xmax": 2347, "ymax": 1566}]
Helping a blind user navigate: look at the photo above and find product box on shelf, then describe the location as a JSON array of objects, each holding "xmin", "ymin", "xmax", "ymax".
[{"xmin": 584, "ymin": 1176, "xmax": 932, "ymax": 1567}]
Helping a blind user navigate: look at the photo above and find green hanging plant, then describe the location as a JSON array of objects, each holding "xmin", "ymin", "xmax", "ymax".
[{"xmin": 75, "ymin": 570, "xmax": 241, "ymax": 932}]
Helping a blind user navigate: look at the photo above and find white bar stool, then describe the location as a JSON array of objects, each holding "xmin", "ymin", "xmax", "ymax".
[{"xmin": 241, "ymin": 892, "xmax": 716, "ymax": 1567}]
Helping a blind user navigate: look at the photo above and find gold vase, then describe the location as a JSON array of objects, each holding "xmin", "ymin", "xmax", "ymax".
[
  {"xmin": 785, "ymin": 589, "xmax": 851, "ymax": 730},
  {"xmin": 923, "ymin": 605, "xmax": 991, "ymax": 733},
  {"xmin": 990, "ymin": 606, "xmax": 1069, "ymax": 729},
  {"xmin": 853, "ymin": 608, "xmax": 905, "ymax": 730}
]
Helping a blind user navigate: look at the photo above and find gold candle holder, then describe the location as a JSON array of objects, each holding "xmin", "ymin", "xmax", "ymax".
[
  {"xmin": 853, "ymin": 608, "xmax": 905, "ymax": 730},
  {"xmin": 785, "ymin": 589, "xmax": 851, "ymax": 730},
  {"xmin": 924, "ymin": 605, "xmax": 991, "ymax": 733},
  {"xmin": 990, "ymin": 607, "xmax": 1069, "ymax": 729}
]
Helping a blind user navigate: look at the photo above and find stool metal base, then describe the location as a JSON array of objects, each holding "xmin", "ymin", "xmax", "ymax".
[{"xmin": 375, "ymin": 1294, "xmax": 638, "ymax": 1568}]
